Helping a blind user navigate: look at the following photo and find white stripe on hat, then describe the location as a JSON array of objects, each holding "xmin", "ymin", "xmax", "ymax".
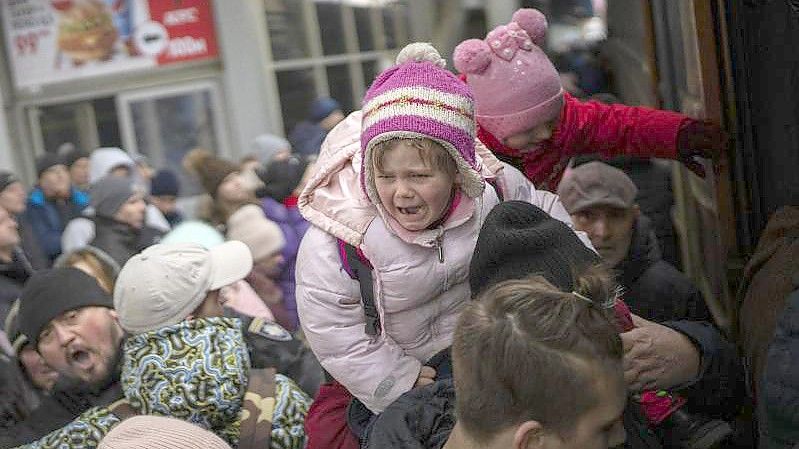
[
  {"xmin": 363, "ymin": 101, "xmax": 476, "ymax": 136},
  {"xmin": 364, "ymin": 86, "xmax": 473, "ymax": 115}
]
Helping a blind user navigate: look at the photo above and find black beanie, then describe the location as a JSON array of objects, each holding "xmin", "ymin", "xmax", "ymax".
[
  {"xmin": 19, "ymin": 268, "xmax": 113, "ymax": 347},
  {"xmin": 256, "ymin": 155, "xmax": 309, "ymax": 202},
  {"xmin": 469, "ymin": 201, "xmax": 600, "ymax": 297},
  {"xmin": 35, "ymin": 153, "xmax": 65, "ymax": 178},
  {"xmin": 150, "ymin": 169, "xmax": 180, "ymax": 197}
]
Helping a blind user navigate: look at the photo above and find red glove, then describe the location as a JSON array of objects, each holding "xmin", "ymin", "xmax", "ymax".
[{"xmin": 676, "ymin": 120, "xmax": 728, "ymax": 177}]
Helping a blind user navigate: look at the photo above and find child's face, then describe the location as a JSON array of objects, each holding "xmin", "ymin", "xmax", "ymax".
[
  {"xmin": 217, "ymin": 172, "xmax": 251, "ymax": 204},
  {"xmin": 374, "ymin": 142, "xmax": 456, "ymax": 231},
  {"xmin": 502, "ymin": 118, "xmax": 559, "ymax": 153}
]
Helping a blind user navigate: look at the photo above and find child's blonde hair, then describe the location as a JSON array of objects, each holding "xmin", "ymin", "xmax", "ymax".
[{"xmin": 371, "ymin": 138, "xmax": 458, "ymax": 179}]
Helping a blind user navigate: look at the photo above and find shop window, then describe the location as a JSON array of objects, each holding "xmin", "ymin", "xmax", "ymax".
[
  {"xmin": 362, "ymin": 59, "xmax": 379, "ymax": 90},
  {"xmin": 94, "ymin": 98, "xmax": 122, "ymax": 149},
  {"xmin": 35, "ymin": 98, "xmax": 120, "ymax": 154},
  {"xmin": 276, "ymin": 69, "xmax": 318, "ymax": 135},
  {"xmin": 38, "ymin": 104, "xmax": 83, "ymax": 154},
  {"xmin": 265, "ymin": 0, "xmax": 312, "ymax": 60},
  {"xmin": 353, "ymin": 7, "xmax": 375, "ymax": 51},
  {"xmin": 327, "ymin": 64, "xmax": 355, "ymax": 113},
  {"xmin": 382, "ymin": 8, "xmax": 397, "ymax": 49},
  {"xmin": 128, "ymin": 91, "xmax": 218, "ymax": 196},
  {"xmin": 316, "ymin": 2, "xmax": 347, "ymax": 55}
]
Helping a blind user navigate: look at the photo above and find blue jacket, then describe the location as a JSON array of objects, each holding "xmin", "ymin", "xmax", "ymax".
[{"xmin": 25, "ymin": 187, "xmax": 89, "ymax": 260}]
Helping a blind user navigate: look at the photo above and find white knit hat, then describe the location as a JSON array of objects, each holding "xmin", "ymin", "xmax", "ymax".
[
  {"xmin": 226, "ymin": 205, "xmax": 286, "ymax": 261},
  {"xmin": 99, "ymin": 415, "xmax": 231, "ymax": 449}
]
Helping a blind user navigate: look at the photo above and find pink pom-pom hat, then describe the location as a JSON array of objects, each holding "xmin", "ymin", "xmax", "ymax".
[
  {"xmin": 453, "ymin": 8, "xmax": 564, "ymax": 140},
  {"xmin": 361, "ymin": 42, "xmax": 485, "ymax": 203}
]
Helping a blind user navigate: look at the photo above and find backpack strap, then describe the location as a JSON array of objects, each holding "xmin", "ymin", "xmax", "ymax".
[
  {"xmin": 338, "ymin": 239, "xmax": 381, "ymax": 337},
  {"xmin": 485, "ymin": 177, "xmax": 505, "ymax": 202},
  {"xmin": 239, "ymin": 367, "xmax": 277, "ymax": 449}
]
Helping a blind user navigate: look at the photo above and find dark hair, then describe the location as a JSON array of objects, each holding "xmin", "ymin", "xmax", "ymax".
[{"xmin": 452, "ymin": 266, "xmax": 623, "ymax": 443}]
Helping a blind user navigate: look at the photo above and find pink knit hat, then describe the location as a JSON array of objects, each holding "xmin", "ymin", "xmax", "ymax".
[
  {"xmin": 453, "ymin": 8, "xmax": 564, "ymax": 140},
  {"xmin": 361, "ymin": 43, "xmax": 485, "ymax": 202}
]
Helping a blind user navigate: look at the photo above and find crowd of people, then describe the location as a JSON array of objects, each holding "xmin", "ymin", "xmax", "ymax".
[{"xmin": 0, "ymin": 7, "xmax": 792, "ymax": 449}]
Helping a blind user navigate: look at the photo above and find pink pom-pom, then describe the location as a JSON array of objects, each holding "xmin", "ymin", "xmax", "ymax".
[
  {"xmin": 453, "ymin": 39, "xmax": 492, "ymax": 75},
  {"xmin": 512, "ymin": 8, "xmax": 547, "ymax": 46}
]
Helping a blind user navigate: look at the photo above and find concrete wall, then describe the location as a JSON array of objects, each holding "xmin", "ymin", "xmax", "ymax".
[{"xmin": 213, "ymin": 0, "xmax": 281, "ymax": 156}]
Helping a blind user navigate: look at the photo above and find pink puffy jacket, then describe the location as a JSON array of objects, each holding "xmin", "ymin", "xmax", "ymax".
[{"xmin": 296, "ymin": 111, "xmax": 590, "ymax": 412}]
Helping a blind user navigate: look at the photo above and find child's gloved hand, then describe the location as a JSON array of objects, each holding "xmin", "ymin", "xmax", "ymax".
[
  {"xmin": 677, "ymin": 120, "xmax": 728, "ymax": 177},
  {"xmin": 414, "ymin": 366, "xmax": 437, "ymax": 388}
]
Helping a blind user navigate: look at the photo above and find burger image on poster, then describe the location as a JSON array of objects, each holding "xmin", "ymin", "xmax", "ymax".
[{"xmin": 54, "ymin": 0, "xmax": 119, "ymax": 64}]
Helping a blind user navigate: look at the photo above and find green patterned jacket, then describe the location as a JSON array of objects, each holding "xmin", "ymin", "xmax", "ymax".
[{"xmin": 15, "ymin": 318, "xmax": 310, "ymax": 449}]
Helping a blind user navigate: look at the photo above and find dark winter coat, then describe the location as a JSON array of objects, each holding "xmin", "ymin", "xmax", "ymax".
[
  {"xmin": 0, "ymin": 353, "xmax": 42, "ymax": 436},
  {"xmin": 617, "ymin": 216, "xmax": 709, "ymax": 323},
  {"xmin": 238, "ymin": 314, "xmax": 324, "ymax": 398},
  {"xmin": 260, "ymin": 197, "xmax": 310, "ymax": 331},
  {"xmin": 619, "ymin": 216, "xmax": 743, "ymax": 418},
  {"xmin": 760, "ymin": 284, "xmax": 799, "ymax": 449},
  {"xmin": 15, "ymin": 214, "xmax": 49, "ymax": 270},
  {"xmin": 363, "ymin": 380, "xmax": 455, "ymax": 449},
  {"xmin": 0, "ymin": 249, "xmax": 33, "ymax": 328},
  {"xmin": 25, "ymin": 187, "xmax": 89, "ymax": 261},
  {"xmin": 89, "ymin": 216, "xmax": 163, "ymax": 267},
  {"xmin": 0, "ymin": 368, "xmax": 122, "ymax": 448}
]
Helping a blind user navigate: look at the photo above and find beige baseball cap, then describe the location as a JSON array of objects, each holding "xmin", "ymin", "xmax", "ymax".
[{"xmin": 114, "ymin": 241, "xmax": 253, "ymax": 334}]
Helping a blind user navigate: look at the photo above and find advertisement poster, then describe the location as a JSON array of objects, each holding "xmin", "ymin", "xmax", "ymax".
[{"xmin": 2, "ymin": 0, "xmax": 219, "ymax": 89}]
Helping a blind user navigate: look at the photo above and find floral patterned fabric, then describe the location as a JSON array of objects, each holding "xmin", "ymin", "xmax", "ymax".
[{"xmin": 15, "ymin": 318, "xmax": 310, "ymax": 449}]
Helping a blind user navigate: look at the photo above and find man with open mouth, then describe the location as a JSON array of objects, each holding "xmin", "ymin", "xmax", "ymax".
[{"xmin": 1, "ymin": 268, "xmax": 124, "ymax": 446}]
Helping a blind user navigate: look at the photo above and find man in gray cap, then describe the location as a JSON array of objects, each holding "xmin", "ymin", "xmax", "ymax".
[
  {"xmin": 88, "ymin": 176, "xmax": 163, "ymax": 267},
  {"xmin": 558, "ymin": 161, "xmax": 742, "ymax": 447}
]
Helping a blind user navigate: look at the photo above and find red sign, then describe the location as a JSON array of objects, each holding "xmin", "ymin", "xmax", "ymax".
[{"xmin": 145, "ymin": 0, "xmax": 218, "ymax": 65}]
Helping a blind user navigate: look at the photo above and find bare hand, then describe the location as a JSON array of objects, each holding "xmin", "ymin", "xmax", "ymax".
[
  {"xmin": 414, "ymin": 366, "xmax": 437, "ymax": 388},
  {"xmin": 621, "ymin": 315, "xmax": 701, "ymax": 392}
]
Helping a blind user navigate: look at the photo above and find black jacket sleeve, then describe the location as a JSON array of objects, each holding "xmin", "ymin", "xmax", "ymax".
[
  {"xmin": 238, "ymin": 315, "xmax": 325, "ymax": 398},
  {"xmin": 663, "ymin": 319, "xmax": 745, "ymax": 419}
]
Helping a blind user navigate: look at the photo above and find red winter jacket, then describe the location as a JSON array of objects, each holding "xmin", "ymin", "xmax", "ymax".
[{"xmin": 477, "ymin": 92, "xmax": 692, "ymax": 191}]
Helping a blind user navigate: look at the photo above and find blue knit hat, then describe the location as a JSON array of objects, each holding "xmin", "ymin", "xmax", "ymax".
[
  {"xmin": 150, "ymin": 169, "xmax": 181, "ymax": 197},
  {"xmin": 309, "ymin": 97, "xmax": 342, "ymax": 122}
]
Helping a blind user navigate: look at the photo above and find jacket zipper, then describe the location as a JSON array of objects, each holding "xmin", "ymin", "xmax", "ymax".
[{"xmin": 434, "ymin": 234, "xmax": 444, "ymax": 263}]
